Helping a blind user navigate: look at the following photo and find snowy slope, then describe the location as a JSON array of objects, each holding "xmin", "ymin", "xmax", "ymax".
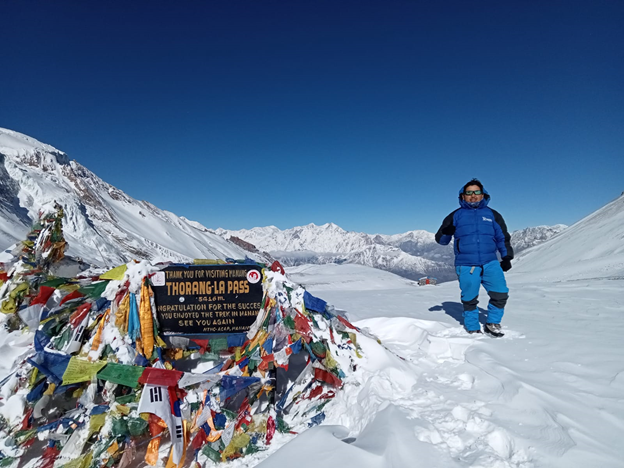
[
  {"xmin": 513, "ymin": 193, "xmax": 624, "ymax": 281},
  {"xmin": 0, "ymin": 128, "xmax": 262, "ymax": 266}
]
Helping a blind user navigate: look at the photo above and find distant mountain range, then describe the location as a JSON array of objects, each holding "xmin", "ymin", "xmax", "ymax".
[
  {"xmin": 213, "ymin": 222, "xmax": 567, "ymax": 283},
  {"xmin": 0, "ymin": 127, "xmax": 566, "ymax": 281}
]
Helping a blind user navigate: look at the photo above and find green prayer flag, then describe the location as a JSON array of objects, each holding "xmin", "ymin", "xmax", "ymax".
[
  {"xmin": 283, "ymin": 315, "xmax": 296, "ymax": 330},
  {"xmin": 97, "ymin": 362, "xmax": 145, "ymax": 388},
  {"xmin": 202, "ymin": 444, "xmax": 221, "ymax": 464},
  {"xmin": 210, "ymin": 337, "xmax": 228, "ymax": 353},
  {"xmin": 111, "ymin": 418, "xmax": 130, "ymax": 437},
  {"xmin": 115, "ymin": 393, "xmax": 138, "ymax": 405},
  {"xmin": 127, "ymin": 417, "xmax": 148, "ymax": 436},
  {"xmin": 39, "ymin": 277, "xmax": 70, "ymax": 288},
  {"xmin": 78, "ymin": 281, "xmax": 109, "ymax": 299}
]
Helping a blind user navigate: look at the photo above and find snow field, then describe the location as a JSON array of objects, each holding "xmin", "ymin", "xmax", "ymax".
[{"xmin": 252, "ymin": 263, "xmax": 624, "ymax": 468}]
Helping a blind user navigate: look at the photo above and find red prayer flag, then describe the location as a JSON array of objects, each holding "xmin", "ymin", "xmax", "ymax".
[
  {"xmin": 336, "ymin": 315, "xmax": 359, "ymax": 331},
  {"xmin": 69, "ymin": 302, "xmax": 91, "ymax": 327},
  {"xmin": 31, "ymin": 286, "xmax": 56, "ymax": 306},
  {"xmin": 138, "ymin": 367, "xmax": 183, "ymax": 387},
  {"xmin": 40, "ymin": 445, "xmax": 60, "ymax": 468},
  {"xmin": 294, "ymin": 312, "xmax": 311, "ymax": 336},
  {"xmin": 60, "ymin": 290, "xmax": 85, "ymax": 306},
  {"xmin": 191, "ymin": 428, "xmax": 207, "ymax": 450},
  {"xmin": 314, "ymin": 368, "xmax": 343, "ymax": 388},
  {"xmin": 270, "ymin": 261, "xmax": 285, "ymax": 275},
  {"xmin": 191, "ymin": 339, "xmax": 209, "ymax": 354},
  {"xmin": 307, "ymin": 384, "xmax": 323, "ymax": 400},
  {"xmin": 266, "ymin": 416, "xmax": 276, "ymax": 445}
]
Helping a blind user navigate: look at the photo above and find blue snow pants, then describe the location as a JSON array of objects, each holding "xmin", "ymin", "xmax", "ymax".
[{"xmin": 456, "ymin": 260, "xmax": 509, "ymax": 331}]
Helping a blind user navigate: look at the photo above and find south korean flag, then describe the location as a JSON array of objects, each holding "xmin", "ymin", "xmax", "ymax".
[
  {"xmin": 137, "ymin": 361, "xmax": 185, "ymax": 465},
  {"xmin": 138, "ymin": 383, "xmax": 173, "ymax": 431},
  {"xmin": 171, "ymin": 415, "xmax": 185, "ymax": 465},
  {"xmin": 66, "ymin": 315, "xmax": 89, "ymax": 355},
  {"xmin": 138, "ymin": 362, "xmax": 174, "ymax": 437}
]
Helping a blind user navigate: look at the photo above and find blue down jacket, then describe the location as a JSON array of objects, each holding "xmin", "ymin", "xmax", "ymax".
[{"xmin": 435, "ymin": 187, "xmax": 513, "ymax": 266}]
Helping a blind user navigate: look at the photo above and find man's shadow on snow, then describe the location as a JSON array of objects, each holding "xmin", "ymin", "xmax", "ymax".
[{"xmin": 428, "ymin": 302, "xmax": 489, "ymax": 326}]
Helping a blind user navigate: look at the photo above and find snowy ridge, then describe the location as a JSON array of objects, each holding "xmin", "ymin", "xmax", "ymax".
[
  {"xmin": 510, "ymin": 224, "xmax": 568, "ymax": 255},
  {"xmin": 0, "ymin": 128, "xmax": 263, "ymax": 266}
]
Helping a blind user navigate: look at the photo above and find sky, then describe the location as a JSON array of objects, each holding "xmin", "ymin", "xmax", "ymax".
[{"xmin": 1, "ymin": 0, "xmax": 622, "ymax": 234}]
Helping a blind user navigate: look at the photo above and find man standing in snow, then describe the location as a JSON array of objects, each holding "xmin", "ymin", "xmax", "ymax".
[{"xmin": 435, "ymin": 179, "xmax": 513, "ymax": 337}]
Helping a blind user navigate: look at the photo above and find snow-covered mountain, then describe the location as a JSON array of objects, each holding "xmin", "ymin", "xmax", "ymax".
[
  {"xmin": 510, "ymin": 224, "xmax": 568, "ymax": 254},
  {"xmin": 0, "ymin": 128, "xmax": 264, "ymax": 266},
  {"xmin": 213, "ymin": 224, "xmax": 457, "ymax": 281},
  {"xmin": 214, "ymin": 222, "xmax": 566, "ymax": 283}
]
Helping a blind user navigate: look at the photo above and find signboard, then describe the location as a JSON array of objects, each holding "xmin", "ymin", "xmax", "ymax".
[{"xmin": 152, "ymin": 264, "xmax": 264, "ymax": 335}]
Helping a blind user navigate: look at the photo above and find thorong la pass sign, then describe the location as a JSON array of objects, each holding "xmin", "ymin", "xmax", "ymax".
[{"xmin": 151, "ymin": 265, "xmax": 263, "ymax": 335}]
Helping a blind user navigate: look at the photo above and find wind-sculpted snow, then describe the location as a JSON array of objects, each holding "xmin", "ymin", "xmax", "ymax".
[
  {"xmin": 261, "ymin": 263, "xmax": 624, "ymax": 468},
  {"xmin": 0, "ymin": 128, "xmax": 262, "ymax": 265}
]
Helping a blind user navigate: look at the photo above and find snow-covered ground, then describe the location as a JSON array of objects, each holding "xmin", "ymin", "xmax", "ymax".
[{"xmin": 252, "ymin": 263, "xmax": 623, "ymax": 467}]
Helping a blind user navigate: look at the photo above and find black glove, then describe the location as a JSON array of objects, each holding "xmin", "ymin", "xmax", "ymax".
[
  {"xmin": 441, "ymin": 225, "xmax": 456, "ymax": 236},
  {"xmin": 500, "ymin": 256, "xmax": 512, "ymax": 272}
]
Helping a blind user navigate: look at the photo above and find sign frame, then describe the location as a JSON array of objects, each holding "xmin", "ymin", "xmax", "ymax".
[{"xmin": 152, "ymin": 264, "xmax": 264, "ymax": 336}]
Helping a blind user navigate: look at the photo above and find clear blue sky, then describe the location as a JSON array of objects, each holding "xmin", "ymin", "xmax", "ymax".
[{"xmin": 1, "ymin": 1, "xmax": 622, "ymax": 234}]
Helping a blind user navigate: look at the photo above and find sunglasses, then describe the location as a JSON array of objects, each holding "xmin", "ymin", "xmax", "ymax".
[{"xmin": 464, "ymin": 190, "xmax": 483, "ymax": 195}]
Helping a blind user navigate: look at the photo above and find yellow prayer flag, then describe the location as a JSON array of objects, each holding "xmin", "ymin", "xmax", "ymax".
[
  {"xmin": 116, "ymin": 293, "xmax": 130, "ymax": 333},
  {"xmin": 139, "ymin": 280, "xmax": 154, "ymax": 358},
  {"xmin": 107, "ymin": 440, "xmax": 119, "ymax": 455},
  {"xmin": 90, "ymin": 309, "xmax": 110, "ymax": 358},
  {"xmin": 89, "ymin": 414, "xmax": 106, "ymax": 435},
  {"xmin": 100, "ymin": 264, "xmax": 128, "ymax": 281},
  {"xmin": 113, "ymin": 404, "xmax": 130, "ymax": 416},
  {"xmin": 192, "ymin": 259, "xmax": 226, "ymax": 265},
  {"xmin": 62, "ymin": 357, "xmax": 107, "ymax": 386}
]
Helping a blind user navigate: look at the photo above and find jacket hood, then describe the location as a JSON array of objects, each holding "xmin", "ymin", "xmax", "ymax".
[{"xmin": 458, "ymin": 186, "xmax": 491, "ymax": 209}]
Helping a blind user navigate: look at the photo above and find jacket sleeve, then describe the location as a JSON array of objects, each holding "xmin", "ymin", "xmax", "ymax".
[
  {"xmin": 435, "ymin": 211, "xmax": 456, "ymax": 245},
  {"xmin": 492, "ymin": 209, "xmax": 514, "ymax": 259}
]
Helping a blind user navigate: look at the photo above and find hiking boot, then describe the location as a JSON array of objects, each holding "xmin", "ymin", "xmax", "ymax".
[
  {"xmin": 467, "ymin": 329, "xmax": 482, "ymax": 335},
  {"xmin": 484, "ymin": 323, "xmax": 504, "ymax": 337}
]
